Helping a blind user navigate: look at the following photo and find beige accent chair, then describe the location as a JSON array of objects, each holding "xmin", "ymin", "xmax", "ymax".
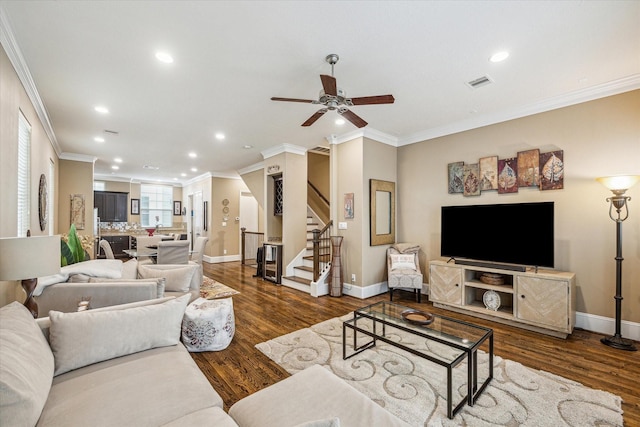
[
  {"xmin": 99, "ymin": 239, "xmax": 115, "ymax": 259},
  {"xmin": 387, "ymin": 244, "xmax": 423, "ymax": 303},
  {"xmin": 191, "ymin": 236, "xmax": 209, "ymax": 265},
  {"xmin": 157, "ymin": 240, "xmax": 190, "ymax": 264}
]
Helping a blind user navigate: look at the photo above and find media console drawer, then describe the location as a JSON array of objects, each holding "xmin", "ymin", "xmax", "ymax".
[{"xmin": 428, "ymin": 260, "xmax": 576, "ymax": 338}]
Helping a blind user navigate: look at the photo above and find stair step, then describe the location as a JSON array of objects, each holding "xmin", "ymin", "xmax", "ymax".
[
  {"xmin": 294, "ymin": 265, "xmax": 313, "ymax": 272},
  {"xmin": 283, "ymin": 276, "xmax": 311, "ymax": 286},
  {"xmin": 304, "ymin": 254, "xmax": 331, "ymax": 262}
]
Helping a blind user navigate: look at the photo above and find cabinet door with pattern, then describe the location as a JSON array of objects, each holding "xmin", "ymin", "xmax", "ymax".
[
  {"xmin": 516, "ymin": 276, "xmax": 569, "ymax": 331},
  {"xmin": 429, "ymin": 264, "xmax": 463, "ymax": 305}
]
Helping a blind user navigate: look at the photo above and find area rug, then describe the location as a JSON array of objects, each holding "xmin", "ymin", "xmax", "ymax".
[
  {"xmin": 256, "ymin": 315, "xmax": 623, "ymax": 427},
  {"xmin": 200, "ymin": 276, "xmax": 240, "ymax": 299}
]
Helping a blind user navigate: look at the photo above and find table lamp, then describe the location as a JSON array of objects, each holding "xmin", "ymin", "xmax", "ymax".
[
  {"xmin": 596, "ymin": 174, "xmax": 640, "ymax": 351},
  {"xmin": 0, "ymin": 235, "xmax": 60, "ymax": 318}
]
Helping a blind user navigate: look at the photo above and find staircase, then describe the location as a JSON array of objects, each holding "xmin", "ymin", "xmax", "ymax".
[{"xmin": 281, "ymin": 214, "xmax": 331, "ymax": 294}]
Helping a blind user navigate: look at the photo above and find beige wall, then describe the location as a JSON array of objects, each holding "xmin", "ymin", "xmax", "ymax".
[
  {"xmin": 208, "ymin": 177, "xmax": 249, "ymax": 257},
  {"xmin": 397, "ymin": 90, "xmax": 640, "ymax": 323},
  {"xmin": 58, "ymin": 159, "xmax": 94, "ymax": 237},
  {"xmin": 1, "ymin": 45, "xmax": 60, "ymax": 305}
]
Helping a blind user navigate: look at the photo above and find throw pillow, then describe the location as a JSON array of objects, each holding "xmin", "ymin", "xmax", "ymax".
[
  {"xmin": 390, "ymin": 253, "xmax": 416, "ymax": 270},
  {"xmin": 121, "ymin": 258, "xmax": 138, "ymax": 279},
  {"xmin": 49, "ymin": 293, "xmax": 190, "ymax": 376},
  {"xmin": 137, "ymin": 264, "xmax": 195, "ymax": 292},
  {"xmin": 294, "ymin": 418, "xmax": 341, "ymax": 427},
  {"xmin": 0, "ymin": 302, "xmax": 55, "ymax": 426}
]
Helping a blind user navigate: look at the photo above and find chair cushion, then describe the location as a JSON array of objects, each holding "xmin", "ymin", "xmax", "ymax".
[
  {"xmin": 0, "ymin": 302, "xmax": 54, "ymax": 427},
  {"xmin": 49, "ymin": 293, "xmax": 190, "ymax": 375},
  {"xmin": 390, "ymin": 253, "xmax": 416, "ymax": 271}
]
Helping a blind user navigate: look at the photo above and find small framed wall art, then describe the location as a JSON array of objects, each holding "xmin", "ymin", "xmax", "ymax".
[
  {"xmin": 131, "ymin": 198, "xmax": 140, "ymax": 215},
  {"xmin": 173, "ymin": 201, "xmax": 182, "ymax": 216},
  {"xmin": 344, "ymin": 193, "xmax": 354, "ymax": 219}
]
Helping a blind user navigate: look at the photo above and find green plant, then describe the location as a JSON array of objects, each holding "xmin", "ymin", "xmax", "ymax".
[{"xmin": 60, "ymin": 224, "xmax": 90, "ymax": 266}]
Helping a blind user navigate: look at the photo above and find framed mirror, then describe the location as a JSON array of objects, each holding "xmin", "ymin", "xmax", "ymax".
[{"xmin": 370, "ymin": 179, "xmax": 395, "ymax": 246}]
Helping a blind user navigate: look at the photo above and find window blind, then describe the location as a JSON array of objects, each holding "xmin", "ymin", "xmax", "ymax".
[
  {"xmin": 140, "ymin": 184, "xmax": 173, "ymax": 227},
  {"xmin": 17, "ymin": 111, "xmax": 31, "ymax": 237}
]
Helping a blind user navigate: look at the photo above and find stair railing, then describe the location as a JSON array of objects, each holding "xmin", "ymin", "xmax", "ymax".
[
  {"xmin": 241, "ymin": 227, "xmax": 265, "ymax": 265},
  {"xmin": 312, "ymin": 220, "xmax": 333, "ymax": 281}
]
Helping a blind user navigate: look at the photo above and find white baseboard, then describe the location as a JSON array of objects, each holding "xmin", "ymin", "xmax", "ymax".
[
  {"xmin": 575, "ymin": 312, "xmax": 640, "ymax": 340},
  {"xmin": 204, "ymin": 254, "xmax": 241, "ymax": 264}
]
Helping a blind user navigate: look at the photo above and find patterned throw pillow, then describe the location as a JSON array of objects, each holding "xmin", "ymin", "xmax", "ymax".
[{"xmin": 390, "ymin": 253, "xmax": 416, "ymax": 270}]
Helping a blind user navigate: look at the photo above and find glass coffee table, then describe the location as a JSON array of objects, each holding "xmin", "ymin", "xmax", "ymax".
[{"xmin": 343, "ymin": 301, "xmax": 493, "ymax": 419}]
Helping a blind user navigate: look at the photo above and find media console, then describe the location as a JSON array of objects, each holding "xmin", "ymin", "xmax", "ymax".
[{"xmin": 429, "ymin": 259, "xmax": 576, "ymax": 338}]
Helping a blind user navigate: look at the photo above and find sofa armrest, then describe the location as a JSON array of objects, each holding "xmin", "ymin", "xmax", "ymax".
[{"xmin": 33, "ymin": 280, "xmax": 164, "ymax": 318}]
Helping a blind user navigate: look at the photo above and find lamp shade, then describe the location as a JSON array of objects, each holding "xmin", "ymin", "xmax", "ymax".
[
  {"xmin": 0, "ymin": 236, "xmax": 60, "ymax": 281},
  {"xmin": 596, "ymin": 175, "xmax": 640, "ymax": 192}
]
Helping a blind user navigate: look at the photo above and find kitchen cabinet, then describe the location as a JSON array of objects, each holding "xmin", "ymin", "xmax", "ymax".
[{"xmin": 94, "ymin": 191, "xmax": 128, "ymax": 222}]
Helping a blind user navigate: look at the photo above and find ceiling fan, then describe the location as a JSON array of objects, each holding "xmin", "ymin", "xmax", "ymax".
[{"xmin": 271, "ymin": 54, "xmax": 395, "ymax": 128}]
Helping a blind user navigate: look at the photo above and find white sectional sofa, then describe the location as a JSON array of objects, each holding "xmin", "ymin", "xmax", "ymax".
[
  {"xmin": 0, "ymin": 297, "xmax": 411, "ymax": 427},
  {"xmin": 33, "ymin": 259, "xmax": 202, "ymax": 317}
]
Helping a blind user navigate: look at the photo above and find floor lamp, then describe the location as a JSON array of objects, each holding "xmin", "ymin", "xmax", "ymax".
[
  {"xmin": 0, "ymin": 235, "xmax": 60, "ymax": 318},
  {"xmin": 596, "ymin": 175, "xmax": 640, "ymax": 352}
]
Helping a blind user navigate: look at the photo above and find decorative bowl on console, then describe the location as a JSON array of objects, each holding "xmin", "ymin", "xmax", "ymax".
[{"xmin": 145, "ymin": 228, "xmax": 156, "ymax": 236}]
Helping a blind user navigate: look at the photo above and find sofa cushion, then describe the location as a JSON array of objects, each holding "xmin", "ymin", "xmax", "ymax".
[
  {"xmin": 138, "ymin": 264, "xmax": 195, "ymax": 292},
  {"xmin": 121, "ymin": 258, "xmax": 138, "ymax": 279},
  {"xmin": 49, "ymin": 293, "xmax": 190, "ymax": 375},
  {"xmin": 39, "ymin": 344, "xmax": 224, "ymax": 426},
  {"xmin": 295, "ymin": 417, "xmax": 341, "ymax": 427},
  {"xmin": 229, "ymin": 365, "xmax": 411, "ymax": 427},
  {"xmin": 0, "ymin": 302, "xmax": 54, "ymax": 427},
  {"xmin": 161, "ymin": 406, "xmax": 239, "ymax": 426}
]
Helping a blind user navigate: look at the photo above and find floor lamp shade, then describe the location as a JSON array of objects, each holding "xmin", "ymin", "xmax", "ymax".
[{"xmin": 0, "ymin": 236, "xmax": 61, "ymax": 317}]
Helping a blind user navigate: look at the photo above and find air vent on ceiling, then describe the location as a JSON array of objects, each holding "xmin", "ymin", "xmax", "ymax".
[
  {"xmin": 143, "ymin": 165, "xmax": 159, "ymax": 170},
  {"xmin": 309, "ymin": 146, "xmax": 330, "ymax": 155},
  {"xmin": 104, "ymin": 129, "xmax": 119, "ymax": 135},
  {"xmin": 466, "ymin": 75, "xmax": 493, "ymax": 89}
]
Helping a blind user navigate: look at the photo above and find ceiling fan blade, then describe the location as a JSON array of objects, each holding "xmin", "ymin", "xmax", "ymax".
[
  {"xmin": 320, "ymin": 74, "xmax": 337, "ymax": 97},
  {"xmin": 271, "ymin": 97, "xmax": 316, "ymax": 103},
  {"xmin": 301, "ymin": 108, "xmax": 328, "ymax": 127},
  {"xmin": 338, "ymin": 108, "xmax": 368, "ymax": 128},
  {"xmin": 348, "ymin": 95, "xmax": 395, "ymax": 105}
]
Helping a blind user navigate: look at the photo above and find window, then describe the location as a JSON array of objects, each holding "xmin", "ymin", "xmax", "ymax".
[
  {"xmin": 48, "ymin": 159, "xmax": 55, "ymax": 236},
  {"xmin": 17, "ymin": 111, "xmax": 31, "ymax": 237},
  {"xmin": 93, "ymin": 181, "xmax": 105, "ymax": 191},
  {"xmin": 140, "ymin": 184, "xmax": 173, "ymax": 227}
]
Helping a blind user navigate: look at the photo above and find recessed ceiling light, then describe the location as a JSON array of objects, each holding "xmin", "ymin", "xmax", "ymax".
[
  {"xmin": 215, "ymin": 133, "xmax": 225, "ymax": 140},
  {"xmin": 94, "ymin": 105, "xmax": 109, "ymax": 114},
  {"xmin": 191, "ymin": 167, "xmax": 198, "ymax": 172},
  {"xmin": 489, "ymin": 51, "xmax": 509, "ymax": 63},
  {"xmin": 243, "ymin": 145, "xmax": 253, "ymax": 149},
  {"xmin": 111, "ymin": 165, "xmax": 119, "ymax": 170},
  {"xmin": 94, "ymin": 137, "xmax": 105, "ymax": 143},
  {"xmin": 188, "ymin": 152, "xmax": 197, "ymax": 158},
  {"xmin": 155, "ymin": 51, "xmax": 174, "ymax": 64},
  {"xmin": 335, "ymin": 118, "xmax": 345, "ymax": 125},
  {"xmin": 173, "ymin": 177, "xmax": 178, "ymax": 181},
  {"xmin": 181, "ymin": 173, "xmax": 187, "ymax": 177},
  {"xmin": 114, "ymin": 157, "xmax": 123, "ymax": 163}
]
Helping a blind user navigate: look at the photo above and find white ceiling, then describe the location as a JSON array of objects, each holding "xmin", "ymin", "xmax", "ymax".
[{"xmin": 1, "ymin": 1, "xmax": 639, "ymax": 184}]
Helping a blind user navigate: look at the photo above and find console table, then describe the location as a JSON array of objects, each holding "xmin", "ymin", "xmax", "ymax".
[{"xmin": 429, "ymin": 260, "xmax": 576, "ymax": 338}]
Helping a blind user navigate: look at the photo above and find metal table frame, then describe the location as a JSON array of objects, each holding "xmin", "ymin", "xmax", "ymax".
[{"xmin": 342, "ymin": 301, "xmax": 493, "ymax": 419}]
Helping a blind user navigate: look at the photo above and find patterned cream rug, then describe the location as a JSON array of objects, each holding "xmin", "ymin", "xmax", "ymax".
[
  {"xmin": 256, "ymin": 315, "xmax": 623, "ymax": 427},
  {"xmin": 200, "ymin": 276, "xmax": 240, "ymax": 299}
]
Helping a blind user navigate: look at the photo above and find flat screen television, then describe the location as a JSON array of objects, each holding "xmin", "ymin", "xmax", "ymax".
[{"xmin": 441, "ymin": 202, "xmax": 554, "ymax": 270}]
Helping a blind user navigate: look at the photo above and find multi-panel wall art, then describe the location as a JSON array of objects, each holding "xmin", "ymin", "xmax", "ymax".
[{"xmin": 448, "ymin": 149, "xmax": 563, "ymax": 196}]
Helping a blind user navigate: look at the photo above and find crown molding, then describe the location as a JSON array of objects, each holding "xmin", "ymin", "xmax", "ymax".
[
  {"xmin": 238, "ymin": 161, "xmax": 264, "ymax": 175},
  {"xmin": 184, "ymin": 172, "xmax": 212, "ymax": 187},
  {"xmin": 59, "ymin": 152, "xmax": 97, "ymax": 163},
  {"xmin": 399, "ymin": 74, "xmax": 640, "ymax": 146},
  {"xmin": 93, "ymin": 174, "xmax": 135, "ymax": 184},
  {"xmin": 0, "ymin": 6, "xmax": 61, "ymax": 157},
  {"xmin": 261, "ymin": 143, "xmax": 307, "ymax": 159},
  {"xmin": 328, "ymin": 127, "xmax": 398, "ymax": 146}
]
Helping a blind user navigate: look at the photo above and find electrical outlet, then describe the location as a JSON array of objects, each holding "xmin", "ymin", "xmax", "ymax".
[
  {"xmin": 351, "ymin": 274, "xmax": 356, "ymax": 282},
  {"xmin": 223, "ymin": 249, "xmax": 227, "ymax": 255}
]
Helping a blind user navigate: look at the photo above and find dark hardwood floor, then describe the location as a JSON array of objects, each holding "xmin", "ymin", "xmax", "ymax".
[{"xmin": 197, "ymin": 261, "xmax": 639, "ymax": 425}]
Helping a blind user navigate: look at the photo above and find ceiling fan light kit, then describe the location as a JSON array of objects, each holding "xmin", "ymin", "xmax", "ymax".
[{"xmin": 271, "ymin": 54, "xmax": 394, "ymax": 128}]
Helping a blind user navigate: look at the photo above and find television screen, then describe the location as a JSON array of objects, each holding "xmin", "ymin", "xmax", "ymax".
[{"xmin": 441, "ymin": 202, "xmax": 554, "ymax": 268}]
